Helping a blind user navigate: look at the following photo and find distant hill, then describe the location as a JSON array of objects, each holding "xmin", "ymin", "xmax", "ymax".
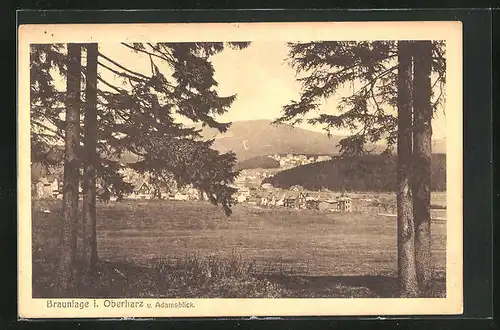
[
  {"xmin": 263, "ymin": 153, "xmax": 446, "ymax": 192},
  {"xmin": 235, "ymin": 155, "xmax": 280, "ymax": 170},
  {"xmin": 200, "ymin": 120, "xmax": 447, "ymax": 161},
  {"xmin": 31, "ymin": 119, "xmax": 446, "ymax": 176},
  {"xmin": 199, "ymin": 120, "xmax": 343, "ymax": 161}
]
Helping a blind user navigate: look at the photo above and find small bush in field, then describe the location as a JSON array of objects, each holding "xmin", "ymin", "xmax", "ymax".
[
  {"xmin": 148, "ymin": 252, "xmax": 288, "ymax": 298},
  {"xmin": 152, "ymin": 251, "xmax": 257, "ymax": 284},
  {"xmin": 197, "ymin": 277, "xmax": 285, "ymax": 298}
]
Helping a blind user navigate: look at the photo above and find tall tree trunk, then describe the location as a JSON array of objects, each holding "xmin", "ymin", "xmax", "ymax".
[
  {"xmin": 396, "ymin": 41, "xmax": 418, "ymax": 297},
  {"xmin": 82, "ymin": 43, "xmax": 99, "ymax": 276},
  {"xmin": 57, "ymin": 43, "xmax": 82, "ymax": 294},
  {"xmin": 412, "ymin": 40, "xmax": 433, "ymax": 294}
]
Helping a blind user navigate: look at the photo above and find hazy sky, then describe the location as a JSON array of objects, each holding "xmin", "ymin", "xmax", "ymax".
[{"xmin": 65, "ymin": 42, "xmax": 447, "ymax": 139}]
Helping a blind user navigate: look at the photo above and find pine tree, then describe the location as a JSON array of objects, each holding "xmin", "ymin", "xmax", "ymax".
[
  {"xmin": 276, "ymin": 40, "xmax": 445, "ymax": 296},
  {"xmin": 396, "ymin": 41, "xmax": 418, "ymax": 297},
  {"xmin": 91, "ymin": 42, "xmax": 250, "ymax": 215},
  {"xmin": 57, "ymin": 43, "xmax": 82, "ymax": 293},
  {"xmin": 30, "ymin": 44, "xmax": 67, "ymax": 166},
  {"xmin": 82, "ymin": 43, "xmax": 99, "ymax": 275},
  {"xmin": 31, "ymin": 42, "xmax": 250, "ymax": 290},
  {"xmin": 412, "ymin": 41, "xmax": 433, "ymax": 293}
]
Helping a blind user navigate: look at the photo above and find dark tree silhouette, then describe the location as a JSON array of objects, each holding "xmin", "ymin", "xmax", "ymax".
[
  {"xmin": 57, "ymin": 43, "xmax": 82, "ymax": 293},
  {"xmin": 396, "ymin": 41, "xmax": 418, "ymax": 297},
  {"xmin": 263, "ymin": 154, "xmax": 446, "ymax": 192},
  {"xmin": 30, "ymin": 44, "xmax": 67, "ymax": 167},
  {"xmin": 412, "ymin": 41, "xmax": 433, "ymax": 292},
  {"xmin": 93, "ymin": 42, "xmax": 250, "ymax": 215},
  {"xmin": 82, "ymin": 43, "xmax": 99, "ymax": 275},
  {"xmin": 30, "ymin": 41, "xmax": 251, "ymax": 287},
  {"xmin": 275, "ymin": 40, "xmax": 445, "ymax": 296}
]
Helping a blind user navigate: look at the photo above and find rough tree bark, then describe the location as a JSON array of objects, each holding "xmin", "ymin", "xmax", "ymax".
[
  {"xmin": 396, "ymin": 41, "xmax": 419, "ymax": 297},
  {"xmin": 412, "ymin": 40, "xmax": 433, "ymax": 294},
  {"xmin": 57, "ymin": 43, "xmax": 82, "ymax": 294},
  {"xmin": 82, "ymin": 43, "xmax": 99, "ymax": 276}
]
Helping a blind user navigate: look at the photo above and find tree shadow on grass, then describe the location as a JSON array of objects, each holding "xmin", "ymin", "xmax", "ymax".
[
  {"xmin": 259, "ymin": 274, "xmax": 446, "ymax": 298},
  {"xmin": 33, "ymin": 258, "xmax": 446, "ymax": 299}
]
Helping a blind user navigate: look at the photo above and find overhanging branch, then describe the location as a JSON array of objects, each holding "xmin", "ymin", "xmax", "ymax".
[{"xmin": 98, "ymin": 52, "xmax": 152, "ymax": 81}]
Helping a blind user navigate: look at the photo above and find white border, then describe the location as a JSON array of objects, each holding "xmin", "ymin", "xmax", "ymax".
[{"xmin": 18, "ymin": 21, "xmax": 463, "ymax": 318}]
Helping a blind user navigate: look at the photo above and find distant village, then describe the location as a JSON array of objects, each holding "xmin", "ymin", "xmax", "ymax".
[
  {"xmin": 32, "ymin": 153, "xmax": 356, "ymax": 213},
  {"xmin": 269, "ymin": 153, "xmax": 332, "ymax": 170}
]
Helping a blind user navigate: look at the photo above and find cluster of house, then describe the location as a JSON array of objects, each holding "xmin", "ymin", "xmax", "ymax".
[
  {"xmin": 31, "ymin": 154, "xmax": 335, "ymax": 201},
  {"xmin": 31, "ymin": 171, "xmax": 205, "ymax": 202},
  {"xmin": 129, "ymin": 180, "xmax": 205, "ymax": 201},
  {"xmin": 234, "ymin": 169, "xmax": 274, "ymax": 185},
  {"xmin": 233, "ymin": 184, "xmax": 352, "ymax": 213},
  {"xmin": 32, "ymin": 175, "xmax": 62, "ymax": 199},
  {"xmin": 31, "ymin": 174, "xmax": 353, "ymax": 213},
  {"xmin": 269, "ymin": 154, "xmax": 332, "ymax": 170},
  {"xmin": 32, "ymin": 184, "xmax": 206, "ymax": 204}
]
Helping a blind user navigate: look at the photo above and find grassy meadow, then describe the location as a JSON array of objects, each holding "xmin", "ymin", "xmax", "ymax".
[{"xmin": 32, "ymin": 193, "xmax": 446, "ymax": 299}]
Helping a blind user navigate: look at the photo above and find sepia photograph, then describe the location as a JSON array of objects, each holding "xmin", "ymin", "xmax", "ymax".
[{"xmin": 18, "ymin": 21, "xmax": 463, "ymax": 318}]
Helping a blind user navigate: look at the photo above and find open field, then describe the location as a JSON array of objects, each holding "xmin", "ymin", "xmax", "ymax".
[{"xmin": 32, "ymin": 193, "xmax": 446, "ymax": 298}]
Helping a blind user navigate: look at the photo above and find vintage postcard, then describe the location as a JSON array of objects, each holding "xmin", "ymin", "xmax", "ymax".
[{"xmin": 18, "ymin": 21, "xmax": 463, "ymax": 318}]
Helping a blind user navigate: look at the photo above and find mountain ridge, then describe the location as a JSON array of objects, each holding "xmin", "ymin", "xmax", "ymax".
[{"xmin": 198, "ymin": 119, "xmax": 446, "ymax": 161}]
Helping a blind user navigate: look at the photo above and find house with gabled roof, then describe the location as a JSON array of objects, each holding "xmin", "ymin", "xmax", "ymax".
[
  {"xmin": 33, "ymin": 175, "xmax": 61, "ymax": 199},
  {"xmin": 296, "ymin": 192, "xmax": 307, "ymax": 209},
  {"xmin": 274, "ymin": 192, "xmax": 286, "ymax": 207},
  {"xmin": 129, "ymin": 179, "xmax": 154, "ymax": 199},
  {"xmin": 305, "ymin": 191, "xmax": 322, "ymax": 201},
  {"xmin": 336, "ymin": 196, "xmax": 352, "ymax": 213},
  {"xmin": 304, "ymin": 191, "xmax": 322, "ymax": 210},
  {"xmin": 282, "ymin": 191, "xmax": 296, "ymax": 208},
  {"xmin": 282, "ymin": 192, "xmax": 307, "ymax": 209},
  {"xmin": 32, "ymin": 162, "xmax": 63, "ymax": 199},
  {"xmin": 306, "ymin": 199, "xmax": 320, "ymax": 210},
  {"xmin": 259, "ymin": 191, "xmax": 278, "ymax": 207}
]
